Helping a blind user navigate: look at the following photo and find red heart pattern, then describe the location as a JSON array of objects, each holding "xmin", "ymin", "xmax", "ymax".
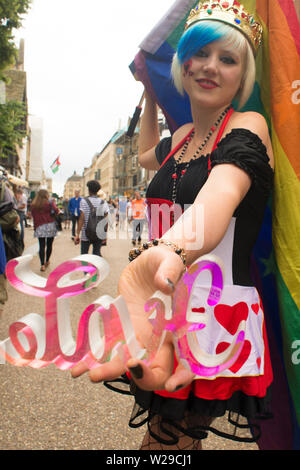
[
  {"xmin": 216, "ymin": 340, "xmax": 252, "ymax": 373},
  {"xmin": 251, "ymin": 303, "xmax": 260, "ymax": 315},
  {"xmin": 214, "ymin": 302, "xmax": 249, "ymax": 335},
  {"xmin": 256, "ymin": 357, "xmax": 261, "ymax": 370}
]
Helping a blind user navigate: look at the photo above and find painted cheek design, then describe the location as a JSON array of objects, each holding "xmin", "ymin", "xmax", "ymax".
[{"xmin": 183, "ymin": 59, "xmax": 194, "ymax": 77}]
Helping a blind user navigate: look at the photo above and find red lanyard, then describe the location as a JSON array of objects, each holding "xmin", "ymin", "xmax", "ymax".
[{"xmin": 160, "ymin": 107, "xmax": 234, "ymax": 172}]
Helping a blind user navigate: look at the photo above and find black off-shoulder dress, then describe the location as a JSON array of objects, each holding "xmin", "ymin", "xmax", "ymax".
[{"xmin": 104, "ymin": 128, "xmax": 274, "ymax": 444}]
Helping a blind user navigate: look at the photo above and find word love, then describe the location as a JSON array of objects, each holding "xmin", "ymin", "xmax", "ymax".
[{"xmin": 0, "ymin": 254, "xmax": 245, "ymax": 377}]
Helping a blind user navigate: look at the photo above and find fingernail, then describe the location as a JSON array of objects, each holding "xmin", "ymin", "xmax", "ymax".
[
  {"xmin": 166, "ymin": 278, "xmax": 175, "ymax": 292},
  {"xmin": 129, "ymin": 364, "xmax": 143, "ymax": 379},
  {"xmin": 175, "ymin": 384, "xmax": 184, "ymax": 391}
]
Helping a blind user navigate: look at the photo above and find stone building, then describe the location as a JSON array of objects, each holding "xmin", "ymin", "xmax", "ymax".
[
  {"xmin": 112, "ymin": 111, "xmax": 170, "ymax": 197},
  {"xmin": 81, "ymin": 165, "xmax": 95, "ymax": 197},
  {"xmin": 63, "ymin": 171, "xmax": 83, "ymax": 199},
  {"xmin": 113, "ymin": 129, "xmax": 149, "ymax": 197},
  {"xmin": 27, "ymin": 115, "xmax": 44, "ymax": 191},
  {"xmin": 92, "ymin": 130, "xmax": 122, "ymax": 198},
  {"xmin": 1, "ymin": 39, "xmax": 28, "ymax": 178}
]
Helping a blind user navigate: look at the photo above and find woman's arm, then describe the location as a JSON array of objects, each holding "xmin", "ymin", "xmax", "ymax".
[
  {"xmin": 161, "ymin": 163, "xmax": 251, "ymax": 264},
  {"xmin": 161, "ymin": 113, "xmax": 274, "ymax": 264},
  {"xmin": 138, "ymin": 91, "xmax": 161, "ymax": 170}
]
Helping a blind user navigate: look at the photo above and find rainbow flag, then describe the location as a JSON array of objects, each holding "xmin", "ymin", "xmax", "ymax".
[{"xmin": 130, "ymin": 0, "xmax": 300, "ymax": 449}]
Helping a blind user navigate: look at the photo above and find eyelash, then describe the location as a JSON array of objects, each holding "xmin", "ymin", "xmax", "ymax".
[{"xmin": 194, "ymin": 50, "xmax": 237, "ymax": 65}]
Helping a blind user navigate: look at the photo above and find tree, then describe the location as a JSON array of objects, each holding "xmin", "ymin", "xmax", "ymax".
[
  {"xmin": 0, "ymin": 1, "xmax": 31, "ymax": 159},
  {"xmin": 0, "ymin": 100, "xmax": 27, "ymax": 158},
  {"xmin": 0, "ymin": 0, "xmax": 31, "ymax": 79}
]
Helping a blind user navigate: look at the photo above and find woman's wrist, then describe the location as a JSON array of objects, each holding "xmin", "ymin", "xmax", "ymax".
[{"xmin": 129, "ymin": 238, "xmax": 186, "ymax": 266}]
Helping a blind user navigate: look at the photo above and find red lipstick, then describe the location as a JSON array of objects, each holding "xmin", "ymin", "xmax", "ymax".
[{"xmin": 197, "ymin": 79, "xmax": 219, "ymax": 89}]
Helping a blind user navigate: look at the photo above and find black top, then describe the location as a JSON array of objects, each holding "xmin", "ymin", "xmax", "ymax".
[{"xmin": 146, "ymin": 128, "xmax": 274, "ymax": 286}]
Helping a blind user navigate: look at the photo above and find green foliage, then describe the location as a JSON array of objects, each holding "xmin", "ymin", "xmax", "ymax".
[
  {"xmin": 0, "ymin": 0, "xmax": 31, "ymax": 76},
  {"xmin": 0, "ymin": 100, "xmax": 27, "ymax": 158},
  {"xmin": 0, "ymin": 1, "xmax": 31, "ymax": 157}
]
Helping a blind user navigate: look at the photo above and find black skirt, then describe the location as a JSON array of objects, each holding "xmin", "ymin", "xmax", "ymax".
[{"xmin": 104, "ymin": 375, "xmax": 273, "ymax": 445}]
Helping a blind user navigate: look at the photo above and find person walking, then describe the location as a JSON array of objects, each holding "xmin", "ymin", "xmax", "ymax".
[
  {"xmin": 108, "ymin": 197, "xmax": 117, "ymax": 229},
  {"xmin": 30, "ymin": 189, "xmax": 59, "ymax": 272},
  {"xmin": 0, "ymin": 226, "xmax": 7, "ymax": 316},
  {"xmin": 62, "ymin": 198, "xmax": 71, "ymax": 230},
  {"xmin": 131, "ymin": 191, "xmax": 146, "ymax": 245},
  {"xmin": 74, "ymin": 180, "xmax": 109, "ymax": 256},
  {"xmin": 68, "ymin": 190, "xmax": 81, "ymax": 240},
  {"xmin": 14, "ymin": 188, "xmax": 27, "ymax": 242},
  {"xmin": 118, "ymin": 196, "xmax": 128, "ymax": 231}
]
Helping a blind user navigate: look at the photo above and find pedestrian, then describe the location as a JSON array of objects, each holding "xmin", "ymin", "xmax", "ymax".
[
  {"xmin": 0, "ymin": 226, "xmax": 8, "ymax": 316},
  {"xmin": 68, "ymin": 190, "xmax": 81, "ymax": 240},
  {"xmin": 118, "ymin": 196, "xmax": 128, "ymax": 231},
  {"xmin": 30, "ymin": 189, "xmax": 59, "ymax": 272},
  {"xmin": 13, "ymin": 188, "xmax": 26, "ymax": 243},
  {"xmin": 115, "ymin": 197, "xmax": 119, "ymax": 227},
  {"xmin": 131, "ymin": 191, "xmax": 146, "ymax": 245},
  {"xmin": 74, "ymin": 180, "xmax": 109, "ymax": 256},
  {"xmin": 62, "ymin": 198, "xmax": 71, "ymax": 229},
  {"xmin": 0, "ymin": 173, "xmax": 23, "ymax": 261},
  {"xmin": 108, "ymin": 197, "xmax": 117, "ymax": 228},
  {"xmin": 72, "ymin": 0, "xmax": 274, "ymax": 450},
  {"xmin": 127, "ymin": 197, "xmax": 132, "ymax": 233},
  {"xmin": 26, "ymin": 197, "xmax": 32, "ymax": 227}
]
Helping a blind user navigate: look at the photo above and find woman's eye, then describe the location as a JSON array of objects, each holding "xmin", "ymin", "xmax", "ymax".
[
  {"xmin": 221, "ymin": 56, "xmax": 237, "ymax": 64},
  {"xmin": 195, "ymin": 49, "xmax": 207, "ymax": 57}
]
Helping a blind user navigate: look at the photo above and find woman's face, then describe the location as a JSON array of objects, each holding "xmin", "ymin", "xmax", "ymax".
[{"xmin": 181, "ymin": 39, "xmax": 244, "ymax": 108}]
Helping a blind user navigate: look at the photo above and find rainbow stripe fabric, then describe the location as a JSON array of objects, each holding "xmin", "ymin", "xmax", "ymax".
[{"xmin": 130, "ymin": 0, "xmax": 300, "ymax": 449}]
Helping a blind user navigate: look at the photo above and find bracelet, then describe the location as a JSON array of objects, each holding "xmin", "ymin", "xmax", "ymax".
[{"xmin": 128, "ymin": 239, "xmax": 186, "ymax": 266}]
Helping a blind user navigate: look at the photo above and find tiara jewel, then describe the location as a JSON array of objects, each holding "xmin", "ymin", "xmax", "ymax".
[{"xmin": 185, "ymin": 0, "xmax": 263, "ymax": 55}]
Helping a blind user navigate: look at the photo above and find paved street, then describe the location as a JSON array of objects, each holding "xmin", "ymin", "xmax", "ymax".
[{"xmin": 0, "ymin": 225, "xmax": 258, "ymax": 450}]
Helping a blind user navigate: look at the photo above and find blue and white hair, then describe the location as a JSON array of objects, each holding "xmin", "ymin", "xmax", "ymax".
[{"xmin": 171, "ymin": 20, "xmax": 256, "ymax": 109}]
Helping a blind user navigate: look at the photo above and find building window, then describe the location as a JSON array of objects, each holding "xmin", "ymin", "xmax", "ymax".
[
  {"xmin": 95, "ymin": 169, "xmax": 101, "ymax": 180},
  {"xmin": 132, "ymin": 155, "xmax": 138, "ymax": 170}
]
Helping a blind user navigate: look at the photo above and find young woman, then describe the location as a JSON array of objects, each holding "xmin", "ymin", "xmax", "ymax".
[
  {"xmin": 30, "ymin": 189, "xmax": 59, "ymax": 271},
  {"xmin": 72, "ymin": 0, "xmax": 274, "ymax": 449}
]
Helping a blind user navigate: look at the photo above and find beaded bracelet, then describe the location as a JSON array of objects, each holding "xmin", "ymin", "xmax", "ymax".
[{"xmin": 128, "ymin": 239, "xmax": 187, "ymax": 266}]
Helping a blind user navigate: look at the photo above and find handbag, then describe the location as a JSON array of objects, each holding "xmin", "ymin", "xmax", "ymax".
[
  {"xmin": 0, "ymin": 184, "xmax": 19, "ymax": 233},
  {"xmin": 50, "ymin": 200, "xmax": 62, "ymax": 231}
]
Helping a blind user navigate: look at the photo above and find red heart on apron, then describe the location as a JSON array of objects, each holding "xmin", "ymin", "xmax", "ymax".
[
  {"xmin": 251, "ymin": 303, "xmax": 260, "ymax": 315},
  {"xmin": 214, "ymin": 302, "xmax": 249, "ymax": 335},
  {"xmin": 216, "ymin": 340, "xmax": 252, "ymax": 373}
]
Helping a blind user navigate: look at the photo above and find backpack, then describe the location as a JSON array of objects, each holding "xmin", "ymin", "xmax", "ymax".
[
  {"xmin": 0, "ymin": 183, "xmax": 19, "ymax": 233},
  {"xmin": 0, "ymin": 182, "xmax": 24, "ymax": 260},
  {"xmin": 84, "ymin": 198, "xmax": 107, "ymax": 243}
]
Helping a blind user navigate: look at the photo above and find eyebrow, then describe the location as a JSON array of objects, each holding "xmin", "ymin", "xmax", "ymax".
[{"xmin": 219, "ymin": 48, "xmax": 241, "ymax": 60}]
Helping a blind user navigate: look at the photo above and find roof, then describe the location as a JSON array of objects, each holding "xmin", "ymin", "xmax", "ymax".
[{"xmin": 67, "ymin": 172, "xmax": 82, "ymax": 182}]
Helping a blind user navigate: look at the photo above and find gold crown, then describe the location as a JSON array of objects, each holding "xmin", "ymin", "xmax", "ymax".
[{"xmin": 185, "ymin": 0, "xmax": 263, "ymax": 55}]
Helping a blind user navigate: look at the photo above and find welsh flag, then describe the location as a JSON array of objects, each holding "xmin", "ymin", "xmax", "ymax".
[
  {"xmin": 130, "ymin": 0, "xmax": 300, "ymax": 450},
  {"xmin": 50, "ymin": 156, "xmax": 61, "ymax": 174}
]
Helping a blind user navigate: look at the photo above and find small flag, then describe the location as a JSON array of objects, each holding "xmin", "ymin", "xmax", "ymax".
[{"xmin": 50, "ymin": 156, "xmax": 61, "ymax": 174}]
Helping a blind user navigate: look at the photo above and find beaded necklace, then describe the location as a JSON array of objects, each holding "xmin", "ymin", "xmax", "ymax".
[{"xmin": 171, "ymin": 105, "xmax": 232, "ymax": 203}]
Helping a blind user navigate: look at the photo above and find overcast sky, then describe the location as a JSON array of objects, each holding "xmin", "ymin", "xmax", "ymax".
[{"xmin": 14, "ymin": 0, "xmax": 176, "ymax": 195}]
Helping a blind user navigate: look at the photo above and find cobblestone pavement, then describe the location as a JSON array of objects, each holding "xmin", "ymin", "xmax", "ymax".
[{"xmin": 0, "ymin": 225, "xmax": 258, "ymax": 450}]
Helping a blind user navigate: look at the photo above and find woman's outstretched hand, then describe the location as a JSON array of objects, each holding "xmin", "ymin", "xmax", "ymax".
[{"xmin": 71, "ymin": 246, "xmax": 195, "ymax": 392}]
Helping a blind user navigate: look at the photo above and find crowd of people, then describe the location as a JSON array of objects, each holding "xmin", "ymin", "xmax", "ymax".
[{"xmin": 0, "ymin": 169, "xmax": 149, "ymax": 322}]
